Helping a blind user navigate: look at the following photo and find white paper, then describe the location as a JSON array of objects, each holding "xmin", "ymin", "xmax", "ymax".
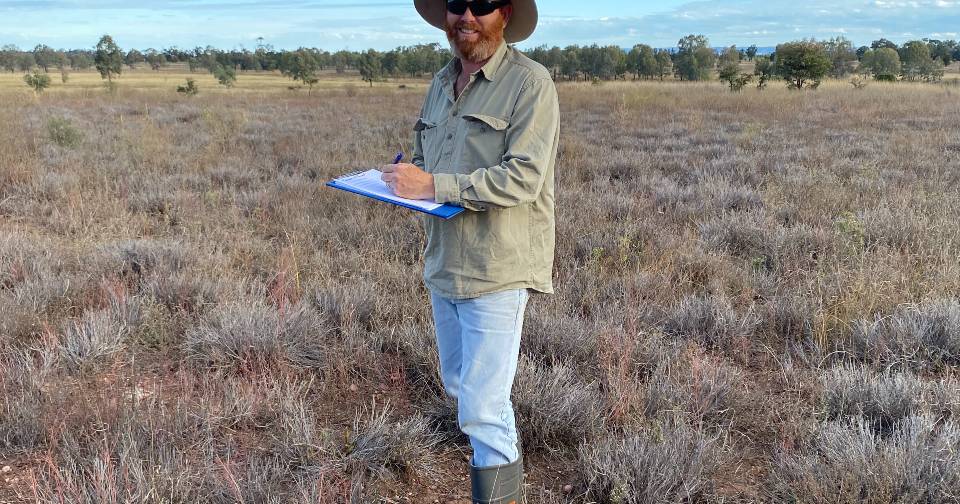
[{"xmin": 335, "ymin": 169, "xmax": 443, "ymax": 211}]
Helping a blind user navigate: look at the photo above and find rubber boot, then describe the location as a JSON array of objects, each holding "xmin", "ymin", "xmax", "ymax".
[{"xmin": 470, "ymin": 442, "xmax": 524, "ymax": 504}]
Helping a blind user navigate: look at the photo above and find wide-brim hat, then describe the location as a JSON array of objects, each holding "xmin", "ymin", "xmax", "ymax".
[{"xmin": 414, "ymin": 0, "xmax": 538, "ymax": 43}]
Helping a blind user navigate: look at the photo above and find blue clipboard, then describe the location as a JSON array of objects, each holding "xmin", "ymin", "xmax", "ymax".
[{"xmin": 326, "ymin": 171, "xmax": 465, "ymax": 220}]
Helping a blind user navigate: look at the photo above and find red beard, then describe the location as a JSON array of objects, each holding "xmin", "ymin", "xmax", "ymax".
[{"xmin": 445, "ymin": 15, "xmax": 506, "ymax": 63}]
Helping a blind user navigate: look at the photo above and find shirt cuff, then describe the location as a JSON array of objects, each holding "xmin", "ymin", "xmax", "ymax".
[{"xmin": 433, "ymin": 173, "xmax": 461, "ymax": 205}]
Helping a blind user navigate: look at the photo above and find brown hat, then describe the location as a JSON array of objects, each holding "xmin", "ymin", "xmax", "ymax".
[{"xmin": 414, "ymin": 0, "xmax": 538, "ymax": 43}]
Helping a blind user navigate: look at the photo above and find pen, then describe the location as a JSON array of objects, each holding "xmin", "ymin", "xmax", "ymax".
[{"xmin": 392, "ymin": 152, "xmax": 403, "ymax": 164}]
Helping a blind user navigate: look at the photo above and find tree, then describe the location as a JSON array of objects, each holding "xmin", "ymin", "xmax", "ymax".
[
  {"xmin": 871, "ymin": 38, "xmax": 898, "ymax": 50},
  {"xmin": 33, "ymin": 44, "xmax": 57, "ymax": 72},
  {"xmin": 774, "ymin": 41, "xmax": 831, "ymax": 89},
  {"xmin": 861, "ymin": 48, "xmax": 901, "ymax": 81},
  {"xmin": 654, "ymin": 50, "xmax": 673, "ymax": 81},
  {"xmin": 125, "ymin": 49, "xmax": 144, "ymax": 69},
  {"xmin": 746, "ymin": 45, "xmax": 759, "ymax": 61},
  {"xmin": 145, "ymin": 49, "xmax": 166, "ymax": 71},
  {"xmin": 754, "ymin": 56, "xmax": 775, "ymax": 89},
  {"xmin": 280, "ymin": 48, "xmax": 320, "ymax": 92},
  {"xmin": 17, "ymin": 52, "xmax": 35, "ymax": 72},
  {"xmin": 94, "ymin": 35, "xmax": 123, "ymax": 84},
  {"xmin": 719, "ymin": 63, "xmax": 752, "ymax": 91},
  {"xmin": 357, "ymin": 49, "xmax": 383, "ymax": 86},
  {"xmin": 823, "ymin": 37, "xmax": 857, "ymax": 78},
  {"xmin": 674, "ymin": 35, "xmax": 715, "ymax": 81},
  {"xmin": 68, "ymin": 51, "xmax": 94, "ymax": 70},
  {"xmin": 626, "ymin": 44, "xmax": 656, "ymax": 80},
  {"xmin": 561, "ymin": 45, "xmax": 580, "ymax": 81},
  {"xmin": 0, "ymin": 45, "xmax": 18, "ymax": 73},
  {"xmin": 23, "ymin": 70, "xmax": 51, "ymax": 94},
  {"xmin": 899, "ymin": 40, "xmax": 941, "ymax": 81},
  {"xmin": 718, "ymin": 46, "xmax": 746, "ymax": 90}
]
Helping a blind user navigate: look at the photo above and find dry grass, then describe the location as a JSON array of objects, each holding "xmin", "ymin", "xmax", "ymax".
[{"xmin": 1, "ymin": 74, "xmax": 959, "ymax": 502}]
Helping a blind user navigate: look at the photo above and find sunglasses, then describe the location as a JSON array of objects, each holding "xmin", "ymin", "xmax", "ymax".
[{"xmin": 446, "ymin": 0, "xmax": 510, "ymax": 17}]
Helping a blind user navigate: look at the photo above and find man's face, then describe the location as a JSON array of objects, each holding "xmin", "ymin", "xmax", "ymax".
[{"xmin": 445, "ymin": 2, "xmax": 512, "ymax": 64}]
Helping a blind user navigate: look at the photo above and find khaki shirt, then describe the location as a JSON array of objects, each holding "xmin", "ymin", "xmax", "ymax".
[{"xmin": 412, "ymin": 41, "xmax": 559, "ymax": 299}]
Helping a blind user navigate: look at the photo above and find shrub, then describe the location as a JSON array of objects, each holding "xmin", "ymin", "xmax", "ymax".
[
  {"xmin": 46, "ymin": 116, "xmax": 83, "ymax": 148},
  {"xmin": 847, "ymin": 299, "xmax": 960, "ymax": 371},
  {"xmin": 176, "ymin": 78, "xmax": 199, "ymax": 96},
  {"xmin": 23, "ymin": 70, "xmax": 51, "ymax": 93},
  {"xmin": 821, "ymin": 364, "xmax": 926, "ymax": 435},
  {"xmin": 768, "ymin": 415, "xmax": 960, "ymax": 502},
  {"xmin": 341, "ymin": 405, "xmax": 441, "ymax": 484},
  {"xmin": 183, "ymin": 299, "xmax": 328, "ymax": 373},
  {"xmin": 663, "ymin": 294, "xmax": 757, "ymax": 351},
  {"xmin": 578, "ymin": 420, "xmax": 722, "ymax": 503},
  {"xmin": 59, "ymin": 309, "xmax": 128, "ymax": 372},
  {"xmin": 512, "ymin": 356, "xmax": 604, "ymax": 449}
]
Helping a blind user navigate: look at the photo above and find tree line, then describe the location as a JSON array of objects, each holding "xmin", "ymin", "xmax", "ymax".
[{"xmin": 4, "ymin": 34, "xmax": 959, "ymax": 93}]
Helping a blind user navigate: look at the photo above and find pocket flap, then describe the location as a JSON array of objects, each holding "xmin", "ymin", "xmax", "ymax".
[
  {"xmin": 414, "ymin": 118, "xmax": 437, "ymax": 131},
  {"xmin": 462, "ymin": 113, "xmax": 509, "ymax": 131}
]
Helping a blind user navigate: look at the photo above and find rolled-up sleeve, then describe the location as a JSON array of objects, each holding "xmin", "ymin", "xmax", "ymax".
[{"xmin": 433, "ymin": 76, "xmax": 559, "ymax": 212}]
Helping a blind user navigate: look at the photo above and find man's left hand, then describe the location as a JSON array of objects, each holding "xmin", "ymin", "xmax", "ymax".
[{"xmin": 380, "ymin": 163, "xmax": 436, "ymax": 200}]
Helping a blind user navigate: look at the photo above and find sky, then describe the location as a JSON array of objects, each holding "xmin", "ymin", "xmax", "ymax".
[{"xmin": 0, "ymin": 0, "xmax": 958, "ymax": 52}]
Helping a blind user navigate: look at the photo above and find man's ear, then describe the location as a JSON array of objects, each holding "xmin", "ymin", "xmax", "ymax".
[{"xmin": 500, "ymin": 4, "xmax": 513, "ymax": 25}]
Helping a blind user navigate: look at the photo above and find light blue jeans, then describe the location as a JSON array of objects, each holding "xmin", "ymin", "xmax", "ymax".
[{"xmin": 429, "ymin": 288, "xmax": 529, "ymax": 467}]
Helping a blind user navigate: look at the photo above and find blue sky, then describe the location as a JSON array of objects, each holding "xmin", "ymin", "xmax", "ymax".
[{"xmin": 0, "ymin": 0, "xmax": 958, "ymax": 51}]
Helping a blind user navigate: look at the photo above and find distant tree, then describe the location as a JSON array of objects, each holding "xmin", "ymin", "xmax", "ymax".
[
  {"xmin": 754, "ymin": 55, "xmax": 775, "ymax": 89},
  {"xmin": 718, "ymin": 45, "xmax": 740, "ymax": 68},
  {"xmin": 871, "ymin": 38, "xmax": 898, "ymax": 50},
  {"xmin": 280, "ymin": 48, "xmax": 320, "ymax": 92},
  {"xmin": 561, "ymin": 45, "xmax": 581, "ymax": 80},
  {"xmin": 823, "ymin": 36, "xmax": 857, "ymax": 78},
  {"xmin": 674, "ymin": 34, "xmax": 716, "ymax": 81},
  {"xmin": 357, "ymin": 49, "xmax": 383, "ymax": 86},
  {"xmin": 17, "ymin": 52, "xmax": 35, "ymax": 72},
  {"xmin": 899, "ymin": 40, "xmax": 942, "ymax": 81},
  {"xmin": 746, "ymin": 44, "xmax": 759, "ymax": 60},
  {"xmin": 23, "ymin": 70, "xmax": 51, "ymax": 94},
  {"xmin": 0, "ymin": 44, "xmax": 18, "ymax": 72},
  {"xmin": 926, "ymin": 39, "xmax": 954, "ymax": 66},
  {"xmin": 774, "ymin": 41, "xmax": 831, "ymax": 89},
  {"xmin": 33, "ymin": 44, "xmax": 58, "ymax": 72},
  {"xmin": 94, "ymin": 35, "xmax": 123, "ymax": 84},
  {"xmin": 654, "ymin": 49, "xmax": 673, "ymax": 81},
  {"xmin": 125, "ymin": 49, "xmax": 144, "ymax": 69},
  {"xmin": 719, "ymin": 63, "xmax": 752, "ymax": 91},
  {"xmin": 856, "ymin": 45, "xmax": 870, "ymax": 61},
  {"xmin": 718, "ymin": 46, "xmax": 746, "ymax": 90},
  {"xmin": 144, "ymin": 49, "xmax": 166, "ymax": 71},
  {"xmin": 68, "ymin": 51, "xmax": 94, "ymax": 70},
  {"xmin": 630, "ymin": 44, "xmax": 657, "ymax": 79},
  {"xmin": 861, "ymin": 48, "xmax": 901, "ymax": 81}
]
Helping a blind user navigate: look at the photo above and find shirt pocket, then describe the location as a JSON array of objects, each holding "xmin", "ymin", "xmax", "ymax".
[
  {"xmin": 460, "ymin": 113, "xmax": 509, "ymax": 171},
  {"xmin": 415, "ymin": 117, "xmax": 444, "ymax": 172}
]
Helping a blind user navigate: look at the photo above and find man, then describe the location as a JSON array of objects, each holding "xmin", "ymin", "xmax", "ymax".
[{"xmin": 380, "ymin": 0, "xmax": 558, "ymax": 502}]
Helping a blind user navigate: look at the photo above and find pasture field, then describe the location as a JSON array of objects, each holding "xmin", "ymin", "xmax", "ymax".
[{"xmin": 1, "ymin": 71, "xmax": 960, "ymax": 503}]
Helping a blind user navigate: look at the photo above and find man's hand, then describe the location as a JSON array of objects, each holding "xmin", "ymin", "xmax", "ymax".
[{"xmin": 380, "ymin": 163, "xmax": 436, "ymax": 200}]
